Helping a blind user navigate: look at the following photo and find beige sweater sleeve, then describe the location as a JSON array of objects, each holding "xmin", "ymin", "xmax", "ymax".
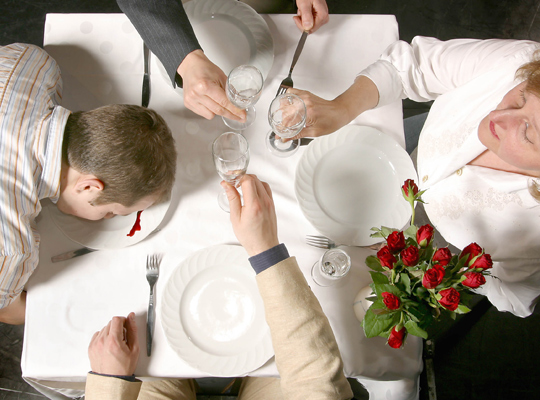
[
  {"xmin": 255, "ymin": 257, "xmax": 353, "ymax": 400},
  {"xmin": 85, "ymin": 373, "xmax": 142, "ymax": 400}
]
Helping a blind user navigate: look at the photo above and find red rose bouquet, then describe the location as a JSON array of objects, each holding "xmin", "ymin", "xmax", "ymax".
[{"xmin": 361, "ymin": 179, "xmax": 493, "ymax": 349}]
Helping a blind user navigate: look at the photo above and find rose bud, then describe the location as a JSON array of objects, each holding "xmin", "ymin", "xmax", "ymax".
[
  {"xmin": 416, "ymin": 224, "xmax": 434, "ymax": 247},
  {"xmin": 438, "ymin": 287, "xmax": 460, "ymax": 311},
  {"xmin": 377, "ymin": 246, "xmax": 397, "ymax": 269},
  {"xmin": 460, "ymin": 243, "xmax": 483, "ymax": 266},
  {"xmin": 382, "ymin": 292, "xmax": 401, "ymax": 310},
  {"xmin": 387, "ymin": 231, "xmax": 406, "ymax": 253},
  {"xmin": 388, "ymin": 325, "xmax": 406, "ymax": 349},
  {"xmin": 401, "ymin": 245, "xmax": 419, "ymax": 267},
  {"xmin": 470, "ymin": 254, "xmax": 493, "ymax": 270},
  {"xmin": 422, "ymin": 265, "xmax": 445, "ymax": 289},
  {"xmin": 462, "ymin": 272, "xmax": 487, "ymax": 289},
  {"xmin": 432, "ymin": 248, "xmax": 452, "ymax": 266},
  {"xmin": 402, "ymin": 179, "xmax": 419, "ymax": 198}
]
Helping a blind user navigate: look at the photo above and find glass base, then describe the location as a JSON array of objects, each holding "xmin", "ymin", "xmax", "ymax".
[
  {"xmin": 311, "ymin": 261, "xmax": 338, "ymax": 287},
  {"xmin": 265, "ymin": 130, "xmax": 300, "ymax": 157},
  {"xmin": 223, "ymin": 107, "xmax": 255, "ymax": 131},
  {"xmin": 217, "ymin": 188, "xmax": 243, "ymax": 212}
]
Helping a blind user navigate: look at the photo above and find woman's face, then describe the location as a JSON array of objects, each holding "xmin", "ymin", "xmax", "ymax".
[{"xmin": 478, "ymin": 81, "xmax": 540, "ymax": 175}]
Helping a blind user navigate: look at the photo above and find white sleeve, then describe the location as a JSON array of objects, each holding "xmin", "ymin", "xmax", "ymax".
[
  {"xmin": 360, "ymin": 36, "xmax": 539, "ymax": 106},
  {"xmin": 475, "ymin": 259, "xmax": 540, "ymax": 317}
]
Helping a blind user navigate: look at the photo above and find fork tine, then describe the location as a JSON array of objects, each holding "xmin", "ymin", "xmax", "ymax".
[
  {"xmin": 306, "ymin": 241, "xmax": 329, "ymax": 249},
  {"xmin": 306, "ymin": 235, "xmax": 329, "ymax": 240}
]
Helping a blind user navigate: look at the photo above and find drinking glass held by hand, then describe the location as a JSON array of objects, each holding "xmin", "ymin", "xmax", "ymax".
[
  {"xmin": 266, "ymin": 93, "xmax": 306, "ymax": 157},
  {"xmin": 222, "ymin": 65, "xmax": 264, "ymax": 131},
  {"xmin": 311, "ymin": 248, "xmax": 351, "ymax": 286},
  {"xmin": 212, "ymin": 132, "xmax": 250, "ymax": 212}
]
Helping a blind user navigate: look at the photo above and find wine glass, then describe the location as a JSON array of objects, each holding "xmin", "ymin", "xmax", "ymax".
[
  {"xmin": 311, "ymin": 248, "xmax": 351, "ymax": 286},
  {"xmin": 266, "ymin": 93, "xmax": 306, "ymax": 157},
  {"xmin": 222, "ymin": 65, "xmax": 264, "ymax": 131},
  {"xmin": 212, "ymin": 132, "xmax": 250, "ymax": 212}
]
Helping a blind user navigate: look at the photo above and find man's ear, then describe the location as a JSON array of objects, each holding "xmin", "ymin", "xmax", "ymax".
[{"xmin": 74, "ymin": 176, "xmax": 104, "ymax": 195}]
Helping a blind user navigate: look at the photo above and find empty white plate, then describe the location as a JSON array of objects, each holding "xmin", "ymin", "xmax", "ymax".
[{"xmin": 295, "ymin": 125, "xmax": 417, "ymax": 246}]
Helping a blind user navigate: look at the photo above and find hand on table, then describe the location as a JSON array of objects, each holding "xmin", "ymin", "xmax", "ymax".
[
  {"xmin": 294, "ymin": 0, "xmax": 329, "ymax": 33},
  {"xmin": 177, "ymin": 50, "xmax": 246, "ymax": 121},
  {"xmin": 222, "ymin": 175, "xmax": 279, "ymax": 257},
  {"xmin": 88, "ymin": 312, "xmax": 139, "ymax": 376}
]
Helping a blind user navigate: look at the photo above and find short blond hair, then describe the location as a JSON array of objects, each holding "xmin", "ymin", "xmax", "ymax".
[{"xmin": 517, "ymin": 55, "xmax": 540, "ymax": 201}]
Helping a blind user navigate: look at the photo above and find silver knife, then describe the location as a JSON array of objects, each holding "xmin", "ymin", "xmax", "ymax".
[
  {"xmin": 51, "ymin": 229, "xmax": 161, "ymax": 262},
  {"xmin": 288, "ymin": 30, "xmax": 308, "ymax": 79},
  {"xmin": 142, "ymin": 43, "xmax": 150, "ymax": 107}
]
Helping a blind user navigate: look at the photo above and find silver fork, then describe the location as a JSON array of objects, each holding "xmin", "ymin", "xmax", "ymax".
[
  {"xmin": 146, "ymin": 254, "xmax": 162, "ymax": 356},
  {"xmin": 275, "ymin": 31, "xmax": 308, "ymax": 97},
  {"xmin": 306, "ymin": 235, "xmax": 381, "ymax": 250}
]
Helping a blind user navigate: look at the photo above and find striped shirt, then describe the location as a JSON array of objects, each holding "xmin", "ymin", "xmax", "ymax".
[{"xmin": 0, "ymin": 43, "xmax": 71, "ymax": 309}]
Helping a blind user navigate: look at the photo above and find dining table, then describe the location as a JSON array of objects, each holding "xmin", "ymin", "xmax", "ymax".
[{"xmin": 21, "ymin": 8, "xmax": 423, "ymax": 400}]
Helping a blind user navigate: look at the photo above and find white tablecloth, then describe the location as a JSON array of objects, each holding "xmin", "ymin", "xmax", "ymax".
[{"xmin": 22, "ymin": 12, "xmax": 422, "ymax": 400}]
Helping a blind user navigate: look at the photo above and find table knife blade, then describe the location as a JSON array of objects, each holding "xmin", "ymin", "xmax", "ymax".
[{"xmin": 142, "ymin": 43, "xmax": 150, "ymax": 107}]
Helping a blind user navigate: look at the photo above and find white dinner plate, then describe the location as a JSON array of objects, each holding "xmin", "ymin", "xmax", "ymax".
[
  {"xmin": 295, "ymin": 125, "xmax": 418, "ymax": 246},
  {"xmin": 161, "ymin": 245, "xmax": 274, "ymax": 376},
  {"xmin": 42, "ymin": 198, "xmax": 170, "ymax": 250},
  {"xmin": 158, "ymin": 0, "xmax": 274, "ymax": 82}
]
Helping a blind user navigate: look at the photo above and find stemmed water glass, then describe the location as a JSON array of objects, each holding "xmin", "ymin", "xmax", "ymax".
[
  {"xmin": 311, "ymin": 248, "xmax": 351, "ymax": 286},
  {"xmin": 266, "ymin": 93, "xmax": 306, "ymax": 157},
  {"xmin": 212, "ymin": 132, "xmax": 250, "ymax": 212},
  {"xmin": 222, "ymin": 65, "xmax": 264, "ymax": 131}
]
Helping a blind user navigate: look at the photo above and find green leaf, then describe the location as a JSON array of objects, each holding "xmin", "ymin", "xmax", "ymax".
[
  {"xmin": 404, "ymin": 225, "xmax": 418, "ymax": 240},
  {"xmin": 379, "ymin": 226, "xmax": 398, "ymax": 238},
  {"xmin": 399, "ymin": 272, "xmax": 412, "ymax": 294},
  {"xmin": 363, "ymin": 306, "xmax": 396, "ymax": 338},
  {"xmin": 373, "ymin": 283, "xmax": 401, "ymax": 297},
  {"xmin": 420, "ymin": 246, "xmax": 435, "ymax": 263},
  {"xmin": 370, "ymin": 231, "xmax": 384, "ymax": 239},
  {"xmin": 366, "ymin": 256, "xmax": 384, "ymax": 271},
  {"xmin": 404, "ymin": 320, "xmax": 428, "ymax": 339},
  {"xmin": 455, "ymin": 304, "xmax": 471, "ymax": 314},
  {"xmin": 370, "ymin": 271, "xmax": 389, "ymax": 284}
]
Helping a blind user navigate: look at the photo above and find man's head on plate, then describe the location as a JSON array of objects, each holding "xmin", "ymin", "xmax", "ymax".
[{"xmin": 56, "ymin": 104, "xmax": 177, "ymax": 221}]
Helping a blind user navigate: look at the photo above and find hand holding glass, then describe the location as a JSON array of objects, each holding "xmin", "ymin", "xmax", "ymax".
[
  {"xmin": 266, "ymin": 93, "xmax": 306, "ymax": 157},
  {"xmin": 223, "ymin": 65, "xmax": 264, "ymax": 131},
  {"xmin": 311, "ymin": 248, "xmax": 351, "ymax": 286},
  {"xmin": 212, "ymin": 132, "xmax": 250, "ymax": 212}
]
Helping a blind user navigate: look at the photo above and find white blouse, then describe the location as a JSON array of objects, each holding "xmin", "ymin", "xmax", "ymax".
[{"xmin": 361, "ymin": 37, "xmax": 540, "ymax": 317}]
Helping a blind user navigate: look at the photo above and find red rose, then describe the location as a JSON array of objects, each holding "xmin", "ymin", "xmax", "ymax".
[
  {"xmin": 470, "ymin": 254, "xmax": 493, "ymax": 270},
  {"xmin": 401, "ymin": 245, "xmax": 419, "ymax": 266},
  {"xmin": 422, "ymin": 265, "xmax": 445, "ymax": 289},
  {"xmin": 387, "ymin": 231, "xmax": 406, "ymax": 253},
  {"xmin": 382, "ymin": 292, "xmax": 401, "ymax": 310},
  {"xmin": 460, "ymin": 243, "xmax": 483, "ymax": 266},
  {"xmin": 402, "ymin": 179, "xmax": 419, "ymax": 197},
  {"xmin": 462, "ymin": 272, "xmax": 486, "ymax": 289},
  {"xmin": 377, "ymin": 246, "xmax": 397, "ymax": 269},
  {"xmin": 438, "ymin": 288, "xmax": 460, "ymax": 311},
  {"xmin": 388, "ymin": 326, "xmax": 406, "ymax": 349},
  {"xmin": 416, "ymin": 224, "xmax": 434, "ymax": 247},
  {"xmin": 432, "ymin": 248, "xmax": 452, "ymax": 266}
]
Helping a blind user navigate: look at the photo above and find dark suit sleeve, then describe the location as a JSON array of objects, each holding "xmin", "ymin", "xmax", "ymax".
[{"xmin": 117, "ymin": 0, "xmax": 201, "ymax": 86}]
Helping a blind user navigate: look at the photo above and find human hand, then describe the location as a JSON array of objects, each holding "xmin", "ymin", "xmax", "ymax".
[
  {"xmin": 178, "ymin": 50, "xmax": 246, "ymax": 121},
  {"xmin": 88, "ymin": 312, "xmax": 139, "ymax": 376},
  {"xmin": 294, "ymin": 0, "xmax": 329, "ymax": 33},
  {"xmin": 281, "ymin": 88, "xmax": 350, "ymax": 140},
  {"xmin": 222, "ymin": 175, "xmax": 279, "ymax": 257}
]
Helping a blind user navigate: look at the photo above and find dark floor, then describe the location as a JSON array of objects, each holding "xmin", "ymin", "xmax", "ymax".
[{"xmin": 2, "ymin": 0, "xmax": 540, "ymax": 399}]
